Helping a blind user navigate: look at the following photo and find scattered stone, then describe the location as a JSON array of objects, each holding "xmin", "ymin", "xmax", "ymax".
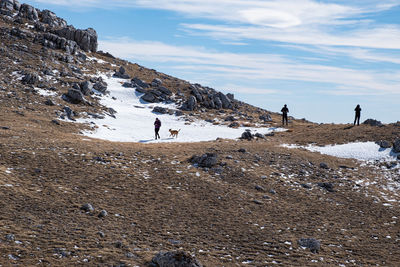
[
  {"xmin": 126, "ymin": 252, "xmax": 135, "ymax": 258},
  {"xmin": 22, "ymin": 73, "xmax": 39, "ymax": 85},
  {"xmin": 265, "ymin": 132, "xmax": 275, "ymax": 137},
  {"xmin": 51, "ymin": 119, "xmax": 60, "ymax": 125},
  {"xmin": 114, "ymin": 66, "xmax": 130, "ymax": 79},
  {"xmin": 150, "ymin": 251, "xmax": 203, "ymax": 267},
  {"xmin": 98, "ymin": 231, "xmax": 105, "ymax": 238},
  {"xmin": 238, "ymin": 148, "xmax": 246, "ymax": 153},
  {"xmin": 44, "ymin": 99, "xmax": 55, "ymax": 106},
  {"xmin": 269, "ymin": 189, "xmax": 276, "ymax": 194},
  {"xmin": 5, "ymin": 234, "xmax": 15, "ymax": 241},
  {"xmin": 115, "ymin": 241, "xmax": 123, "ymax": 248},
  {"xmin": 98, "ymin": 210, "xmax": 108, "ymax": 218},
  {"xmin": 319, "ymin": 162, "xmax": 329, "ymax": 169},
  {"xmin": 80, "ymin": 203, "xmax": 94, "ymax": 212},
  {"xmin": 228, "ymin": 122, "xmax": 239, "ymax": 128},
  {"xmin": 298, "ymin": 238, "xmax": 321, "ymax": 253},
  {"xmin": 301, "ymin": 184, "xmax": 312, "ymax": 189},
  {"xmin": 226, "ymin": 155, "xmax": 233, "ymax": 159},
  {"xmin": 259, "ymin": 114, "xmax": 272, "ymax": 122},
  {"xmin": 1, "ymin": 126, "xmax": 10, "ymax": 130},
  {"xmin": 317, "ymin": 182, "xmax": 334, "ymax": 192},
  {"xmin": 252, "ymin": 199, "xmax": 263, "ymax": 205},
  {"xmin": 255, "ymin": 185, "xmax": 265, "ymax": 191},
  {"xmin": 189, "ymin": 153, "xmax": 218, "ymax": 168}
]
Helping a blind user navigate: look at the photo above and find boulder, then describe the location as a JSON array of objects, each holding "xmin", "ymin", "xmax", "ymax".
[
  {"xmin": 41, "ymin": 9, "xmax": 67, "ymax": 28},
  {"xmin": 80, "ymin": 81, "xmax": 93, "ymax": 95},
  {"xmin": 317, "ymin": 182, "xmax": 334, "ymax": 192},
  {"xmin": 55, "ymin": 26, "xmax": 98, "ymax": 52},
  {"xmin": 212, "ymin": 95, "xmax": 222, "ymax": 109},
  {"xmin": 150, "ymin": 251, "xmax": 202, "ymax": 267},
  {"xmin": 93, "ymin": 80, "xmax": 107, "ymax": 93},
  {"xmin": 189, "ymin": 153, "xmax": 218, "ymax": 168},
  {"xmin": 181, "ymin": 96, "xmax": 197, "ymax": 111},
  {"xmin": 22, "ymin": 73, "xmax": 39, "ymax": 84},
  {"xmin": 151, "ymin": 78, "xmax": 162, "ymax": 87},
  {"xmin": 153, "ymin": 106, "xmax": 167, "ymax": 114},
  {"xmin": 226, "ymin": 93, "xmax": 234, "ymax": 100},
  {"xmin": 141, "ymin": 92, "xmax": 158, "ymax": 103},
  {"xmin": 131, "ymin": 77, "xmax": 149, "ymax": 88},
  {"xmin": 157, "ymin": 86, "xmax": 172, "ymax": 96},
  {"xmin": 298, "ymin": 238, "xmax": 320, "ymax": 253},
  {"xmin": 18, "ymin": 3, "xmax": 38, "ymax": 21},
  {"xmin": 80, "ymin": 203, "xmax": 94, "ymax": 212},
  {"xmin": 259, "ymin": 114, "xmax": 272, "ymax": 122},
  {"xmin": 0, "ymin": 0, "xmax": 15, "ymax": 12},
  {"xmin": 376, "ymin": 140, "xmax": 391, "ymax": 149},
  {"xmin": 218, "ymin": 92, "xmax": 232, "ymax": 109},
  {"xmin": 240, "ymin": 130, "xmax": 253, "ymax": 140},
  {"xmin": 191, "ymin": 87, "xmax": 203, "ymax": 102},
  {"xmin": 63, "ymin": 88, "xmax": 86, "ymax": 104},
  {"xmin": 393, "ymin": 139, "xmax": 400, "ymax": 153},
  {"xmin": 363, "ymin": 119, "xmax": 383, "ymax": 127},
  {"xmin": 114, "ymin": 66, "xmax": 130, "ymax": 79},
  {"xmin": 135, "ymin": 87, "xmax": 147, "ymax": 94}
]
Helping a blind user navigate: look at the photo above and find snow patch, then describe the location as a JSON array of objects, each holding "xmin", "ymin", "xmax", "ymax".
[{"xmin": 282, "ymin": 142, "xmax": 399, "ymax": 162}]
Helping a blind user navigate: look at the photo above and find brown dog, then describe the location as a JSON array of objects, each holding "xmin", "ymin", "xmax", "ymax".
[{"xmin": 169, "ymin": 129, "xmax": 180, "ymax": 138}]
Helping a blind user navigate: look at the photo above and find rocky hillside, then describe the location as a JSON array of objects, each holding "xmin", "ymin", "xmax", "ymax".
[
  {"xmin": 0, "ymin": 0, "xmax": 284, "ymax": 131},
  {"xmin": 1, "ymin": 1, "xmax": 400, "ymax": 266}
]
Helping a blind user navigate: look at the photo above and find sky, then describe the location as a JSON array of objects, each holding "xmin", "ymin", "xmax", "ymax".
[{"xmin": 23, "ymin": 0, "xmax": 400, "ymax": 123}]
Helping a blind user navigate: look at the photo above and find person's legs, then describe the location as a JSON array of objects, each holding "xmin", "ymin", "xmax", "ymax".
[
  {"xmin": 357, "ymin": 115, "xmax": 360, "ymax": 126},
  {"xmin": 155, "ymin": 128, "xmax": 159, "ymax": 139}
]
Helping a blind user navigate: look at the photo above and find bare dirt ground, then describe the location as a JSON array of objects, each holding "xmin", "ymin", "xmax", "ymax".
[{"xmin": 1, "ymin": 99, "xmax": 400, "ymax": 266}]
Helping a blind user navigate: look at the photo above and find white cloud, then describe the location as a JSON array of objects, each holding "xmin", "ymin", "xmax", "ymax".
[{"xmin": 99, "ymin": 38, "xmax": 400, "ymax": 96}]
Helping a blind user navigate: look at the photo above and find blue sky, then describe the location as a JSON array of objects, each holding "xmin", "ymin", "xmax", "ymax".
[{"xmin": 24, "ymin": 0, "xmax": 400, "ymax": 123}]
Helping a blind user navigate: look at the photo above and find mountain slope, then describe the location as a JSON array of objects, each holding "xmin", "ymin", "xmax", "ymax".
[{"xmin": 1, "ymin": 1, "xmax": 400, "ymax": 266}]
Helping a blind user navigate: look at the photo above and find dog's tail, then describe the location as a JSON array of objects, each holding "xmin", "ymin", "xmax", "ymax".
[{"xmin": 178, "ymin": 129, "xmax": 181, "ymax": 132}]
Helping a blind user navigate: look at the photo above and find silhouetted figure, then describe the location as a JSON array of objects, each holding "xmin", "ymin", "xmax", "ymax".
[
  {"xmin": 154, "ymin": 118, "xmax": 161, "ymax": 139},
  {"xmin": 354, "ymin": 104, "xmax": 361, "ymax": 126},
  {"xmin": 281, "ymin": 104, "xmax": 289, "ymax": 126}
]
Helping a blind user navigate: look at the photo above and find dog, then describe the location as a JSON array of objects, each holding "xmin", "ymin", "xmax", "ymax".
[{"xmin": 169, "ymin": 129, "xmax": 180, "ymax": 138}]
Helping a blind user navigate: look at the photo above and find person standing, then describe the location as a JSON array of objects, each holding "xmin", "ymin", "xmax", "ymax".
[
  {"xmin": 154, "ymin": 118, "xmax": 161, "ymax": 139},
  {"xmin": 281, "ymin": 104, "xmax": 289, "ymax": 126},
  {"xmin": 354, "ymin": 104, "xmax": 361, "ymax": 126}
]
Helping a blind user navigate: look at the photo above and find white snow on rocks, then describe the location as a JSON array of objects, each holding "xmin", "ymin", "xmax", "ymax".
[
  {"xmin": 77, "ymin": 75, "xmax": 284, "ymax": 143},
  {"xmin": 282, "ymin": 142, "xmax": 399, "ymax": 162}
]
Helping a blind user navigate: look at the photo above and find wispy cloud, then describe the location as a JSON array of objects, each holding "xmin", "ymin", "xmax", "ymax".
[{"xmin": 99, "ymin": 38, "xmax": 400, "ymax": 96}]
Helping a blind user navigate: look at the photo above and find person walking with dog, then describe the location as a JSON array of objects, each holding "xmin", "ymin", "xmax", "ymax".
[
  {"xmin": 281, "ymin": 104, "xmax": 289, "ymax": 126},
  {"xmin": 154, "ymin": 118, "xmax": 161, "ymax": 140},
  {"xmin": 354, "ymin": 104, "xmax": 361, "ymax": 126}
]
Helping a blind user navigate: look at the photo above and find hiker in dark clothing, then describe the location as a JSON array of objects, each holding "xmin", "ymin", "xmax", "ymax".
[
  {"xmin": 354, "ymin": 104, "xmax": 361, "ymax": 126},
  {"xmin": 281, "ymin": 104, "xmax": 289, "ymax": 126},
  {"xmin": 154, "ymin": 118, "xmax": 161, "ymax": 139}
]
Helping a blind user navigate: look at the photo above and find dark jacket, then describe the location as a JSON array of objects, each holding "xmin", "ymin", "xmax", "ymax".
[
  {"xmin": 154, "ymin": 119, "xmax": 161, "ymax": 129},
  {"xmin": 281, "ymin": 106, "xmax": 289, "ymax": 114},
  {"xmin": 355, "ymin": 105, "xmax": 361, "ymax": 115}
]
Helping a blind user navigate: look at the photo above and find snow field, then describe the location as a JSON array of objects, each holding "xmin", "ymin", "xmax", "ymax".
[{"xmin": 76, "ymin": 75, "xmax": 284, "ymax": 143}]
